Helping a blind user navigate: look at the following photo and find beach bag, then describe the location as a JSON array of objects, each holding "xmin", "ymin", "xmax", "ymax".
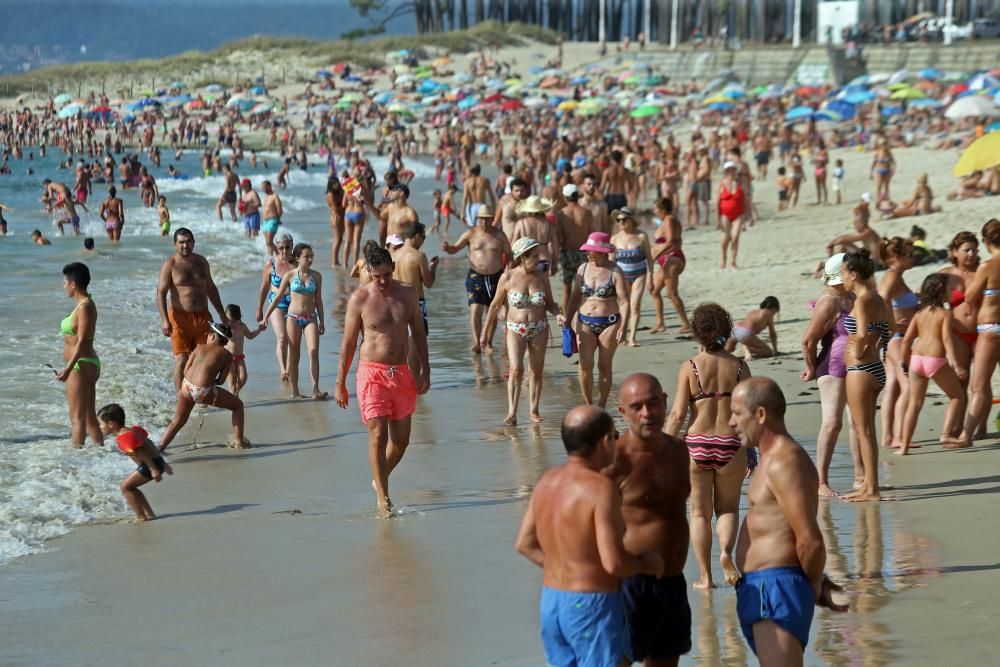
[{"xmin": 562, "ymin": 326, "xmax": 578, "ymax": 357}]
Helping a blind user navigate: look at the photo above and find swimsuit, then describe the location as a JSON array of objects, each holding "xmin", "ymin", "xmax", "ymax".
[
  {"xmin": 267, "ymin": 259, "xmax": 292, "ymax": 311},
  {"xmin": 182, "ymin": 378, "xmax": 215, "ymax": 404},
  {"xmin": 736, "ymin": 567, "xmax": 815, "ymax": 656},
  {"xmin": 559, "ymin": 249, "xmax": 588, "ymax": 285},
  {"xmin": 622, "ymin": 574, "xmax": 692, "ymax": 661},
  {"xmin": 224, "ymin": 189, "xmax": 237, "ymax": 204},
  {"xmin": 815, "ymin": 298, "xmax": 850, "ymax": 380},
  {"xmin": 356, "ymin": 361, "xmax": 418, "ymax": 424},
  {"xmin": 615, "ymin": 247, "xmax": 647, "ymax": 282},
  {"xmin": 844, "ymin": 314, "xmax": 891, "ymax": 388},
  {"xmin": 466, "ymin": 268, "xmax": 503, "ymax": 306},
  {"xmin": 345, "ymin": 211, "xmax": 364, "ymax": 225},
  {"xmin": 718, "ymin": 182, "xmax": 745, "ymax": 221},
  {"xmin": 168, "ymin": 308, "xmax": 211, "ymax": 356},
  {"xmin": 288, "ymin": 272, "xmax": 318, "ymax": 328},
  {"xmin": 506, "ymin": 289, "xmax": 548, "ymax": 341},
  {"xmin": 580, "ymin": 265, "xmax": 617, "ymax": 299},
  {"xmin": 909, "ymin": 354, "xmax": 947, "ymax": 378},
  {"xmin": 731, "ymin": 325, "xmax": 754, "ymax": 343},
  {"xmin": 654, "ymin": 240, "xmax": 685, "ymax": 269},
  {"xmin": 244, "ymin": 211, "xmax": 261, "ymax": 232},
  {"xmin": 262, "ymin": 218, "xmax": 280, "ymax": 234},
  {"xmin": 160, "ymin": 215, "xmax": 170, "ymax": 234},
  {"xmin": 464, "ymin": 202, "xmax": 483, "ymax": 227},
  {"xmin": 60, "ymin": 298, "xmax": 100, "ymax": 372},
  {"xmin": 579, "ymin": 313, "xmax": 619, "ymax": 336},
  {"xmin": 684, "ymin": 359, "xmax": 745, "ymax": 471},
  {"xmin": 949, "ymin": 288, "xmax": 979, "ymax": 348},
  {"xmin": 539, "ymin": 587, "xmax": 632, "ymax": 667},
  {"xmin": 232, "ymin": 354, "xmax": 246, "ymax": 363},
  {"xmin": 606, "ymin": 193, "xmax": 628, "ymax": 211}
]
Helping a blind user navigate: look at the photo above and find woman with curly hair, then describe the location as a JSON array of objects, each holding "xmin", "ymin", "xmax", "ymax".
[{"xmin": 666, "ymin": 303, "xmax": 752, "ymax": 589}]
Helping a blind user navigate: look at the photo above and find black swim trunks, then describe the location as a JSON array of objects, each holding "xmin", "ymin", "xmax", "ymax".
[
  {"xmin": 606, "ymin": 193, "xmax": 628, "ymax": 211},
  {"xmin": 224, "ymin": 190, "xmax": 237, "ymax": 204},
  {"xmin": 465, "ymin": 268, "xmax": 503, "ymax": 306},
  {"xmin": 621, "ymin": 573, "xmax": 692, "ymax": 661},
  {"xmin": 137, "ymin": 456, "xmax": 167, "ymax": 480}
]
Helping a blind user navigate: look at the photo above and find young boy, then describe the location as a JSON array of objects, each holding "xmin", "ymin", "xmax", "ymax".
[
  {"xmin": 158, "ymin": 322, "xmax": 251, "ymax": 451},
  {"xmin": 430, "ymin": 189, "xmax": 443, "ymax": 234},
  {"xmin": 98, "ymin": 403, "xmax": 173, "ymax": 522},
  {"xmin": 832, "ymin": 159, "xmax": 845, "ymax": 205},
  {"xmin": 224, "ymin": 304, "xmax": 264, "ymax": 397},
  {"xmin": 157, "ymin": 195, "xmax": 170, "ymax": 237},
  {"xmin": 31, "ymin": 229, "xmax": 51, "ymax": 245},
  {"xmin": 776, "ymin": 167, "xmax": 790, "ymax": 211}
]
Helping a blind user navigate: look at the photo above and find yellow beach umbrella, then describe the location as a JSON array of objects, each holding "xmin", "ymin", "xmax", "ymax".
[
  {"xmin": 952, "ymin": 132, "xmax": 1000, "ymax": 177},
  {"xmin": 557, "ymin": 100, "xmax": 578, "ymax": 111},
  {"xmin": 703, "ymin": 94, "xmax": 734, "ymax": 105},
  {"xmin": 890, "ymin": 87, "xmax": 926, "ymax": 100}
]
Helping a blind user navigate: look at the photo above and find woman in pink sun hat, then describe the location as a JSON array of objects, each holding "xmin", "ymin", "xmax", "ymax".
[{"xmin": 565, "ymin": 232, "xmax": 630, "ymax": 408}]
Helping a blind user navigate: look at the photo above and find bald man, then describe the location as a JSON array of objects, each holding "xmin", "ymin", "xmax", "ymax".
[
  {"xmin": 730, "ymin": 377, "xmax": 847, "ymax": 666},
  {"xmin": 516, "ymin": 405, "xmax": 664, "ymax": 667},
  {"xmin": 609, "ymin": 373, "xmax": 692, "ymax": 667}
]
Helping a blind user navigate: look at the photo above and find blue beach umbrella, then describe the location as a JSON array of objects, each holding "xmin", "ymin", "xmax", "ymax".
[
  {"xmin": 910, "ymin": 98, "xmax": 942, "ymax": 108},
  {"xmin": 249, "ymin": 85, "xmax": 267, "ymax": 95},
  {"xmin": 824, "ymin": 100, "xmax": 856, "ymax": 118},
  {"xmin": 784, "ymin": 105, "xmax": 815, "ymax": 121},
  {"xmin": 570, "ymin": 76, "xmax": 590, "ymax": 85},
  {"xmin": 919, "ymin": 68, "xmax": 942, "ymax": 80},
  {"xmin": 881, "ymin": 106, "xmax": 903, "ymax": 117},
  {"xmin": 203, "ymin": 83, "xmax": 224, "ymax": 93},
  {"xmin": 373, "ymin": 91, "xmax": 395, "ymax": 105},
  {"xmin": 986, "ymin": 121, "xmax": 1000, "ymax": 132},
  {"xmin": 58, "ymin": 103, "xmax": 84, "ymax": 118},
  {"xmin": 848, "ymin": 74, "xmax": 870, "ymax": 86},
  {"xmin": 842, "ymin": 90, "xmax": 876, "ymax": 104},
  {"xmin": 707, "ymin": 101, "xmax": 734, "ymax": 111},
  {"xmin": 53, "ymin": 93, "xmax": 73, "ymax": 107},
  {"xmin": 456, "ymin": 96, "xmax": 479, "ymax": 110}
]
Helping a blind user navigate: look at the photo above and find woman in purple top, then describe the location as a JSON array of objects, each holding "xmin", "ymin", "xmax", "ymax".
[{"xmin": 799, "ymin": 253, "xmax": 862, "ymax": 497}]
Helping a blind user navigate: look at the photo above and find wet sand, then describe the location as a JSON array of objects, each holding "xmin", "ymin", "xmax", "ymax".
[{"xmin": 3, "ymin": 141, "xmax": 999, "ymax": 664}]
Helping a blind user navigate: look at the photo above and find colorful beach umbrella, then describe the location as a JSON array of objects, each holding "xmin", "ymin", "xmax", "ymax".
[
  {"xmin": 630, "ymin": 104, "xmax": 661, "ymax": 118},
  {"xmin": 919, "ymin": 67, "xmax": 943, "ymax": 80},
  {"xmin": 707, "ymin": 101, "xmax": 734, "ymax": 111},
  {"xmin": 890, "ymin": 87, "xmax": 926, "ymax": 100},
  {"xmin": 945, "ymin": 95, "xmax": 999, "ymax": 120},
  {"xmin": 953, "ymin": 132, "xmax": 1000, "ymax": 177},
  {"xmin": 909, "ymin": 98, "xmax": 942, "ymax": 108},
  {"xmin": 784, "ymin": 106, "xmax": 815, "ymax": 121}
]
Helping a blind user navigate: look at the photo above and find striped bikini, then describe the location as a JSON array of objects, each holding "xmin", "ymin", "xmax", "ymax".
[
  {"xmin": 843, "ymin": 314, "xmax": 891, "ymax": 388},
  {"xmin": 684, "ymin": 359, "xmax": 750, "ymax": 471}
]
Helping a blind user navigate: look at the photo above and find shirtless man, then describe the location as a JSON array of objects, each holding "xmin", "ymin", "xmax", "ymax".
[
  {"xmin": 158, "ymin": 323, "xmax": 249, "ymax": 452},
  {"xmin": 44, "ymin": 180, "xmax": 81, "ymax": 235},
  {"xmin": 753, "ymin": 130, "xmax": 773, "ymax": 180},
  {"xmin": 580, "ymin": 172, "xmax": 610, "ymax": 234},
  {"xmin": 261, "ymin": 180, "xmax": 283, "ymax": 256},
  {"xmin": 216, "ymin": 164, "xmax": 238, "ymax": 222},
  {"xmin": 558, "ymin": 184, "xmax": 596, "ymax": 313},
  {"xmin": 515, "ymin": 405, "xmax": 664, "ymax": 667},
  {"xmin": 600, "ymin": 150, "xmax": 633, "ymax": 211},
  {"xmin": 609, "ymin": 374, "xmax": 692, "ymax": 666},
  {"xmin": 335, "ymin": 244, "xmax": 430, "ymax": 518},
  {"xmin": 460, "ymin": 163, "xmax": 496, "ymax": 227},
  {"xmin": 393, "ymin": 221, "xmax": 439, "ymax": 383},
  {"xmin": 380, "ymin": 183, "xmax": 419, "ymax": 245},
  {"xmin": 156, "ymin": 228, "xmax": 228, "ymax": 391},
  {"xmin": 494, "ymin": 176, "xmax": 527, "ymax": 239},
  {"xmin": 240, "ymin": 178, "xmax": 262, "ymax": 239},
  {"xmin": 730, "ymin": 377, "xmax": 847, "ymax": 665},
  {"xmin": 694, "ymin": 147, "xmax": 713, "ymax": 227},
  {"xmin": 442, "ymin": 205, "xmax": 512, "ymax": 352}
]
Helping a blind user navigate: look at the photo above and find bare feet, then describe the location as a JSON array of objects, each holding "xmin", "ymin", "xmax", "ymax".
[
  {"xmin": 377, "ymin": 496, "xmax": 394, "ymax": 519},
  {"xmin": 483, "ymin": 343, "xmax": 494, "ymax": 353},
  {"xmin": 227, "ymin": 436, "xmax": 252, "ymax": 449},
  {"xmin": 720, "ymin": 552, "xmax": 740, "ymax": 586},
  {"xmin": 941, "ymin": 437, "xmax": 972, "ymax": 449},
  {"xmin": 818, "ymin": 483, "xmax": 839, "ymax": 498},
  {"xmin": 503, "ymin": 414, "xmax": 517, "ymax": 426},
  {"xmin": 312, "ymin": 391, "xmax": 329, "ymax": 400},
  {"xmin": 290, "ymin": 392, "xmax": 304, "ymax": 399},
  {"xmin": 677, "ymin": 326, "xmax": 691, "ymax": 334},
  {"xmin": 649, "ymin": 324, "xmax": 666, "ymax": 334},
  {"xmin": 692, "ymin": 576, "xmax": 715, "ymax": 590},
  {"xmin": 627, "ymin": 340, "xmax": 639, "ymax": 347},
  {"xmin": 530, "ymin": 413, "xmax": 544, "ymax": 423},
  {"xmin": 280, "ymin": 372, "xmax": 289, "ymax": 382},
  {"xmin": 471, "ymin": 343, "xmax": 481, "ymax": 354}
]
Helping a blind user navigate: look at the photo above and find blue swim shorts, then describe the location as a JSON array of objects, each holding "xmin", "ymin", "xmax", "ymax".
[
  {"xmin": 736, "ymin": 566, "xmax": 815, "ymax": 656},
  {"xmin": 262, "ymin": 217, "xmax": 280, "ymax": 234},
  {"xmin": 539, "ymin": 586, "xmax": 631, "ymax": 667},
  {"xmin": 244, "ymin": 211, "xmax": 261, "ymax": 232}
]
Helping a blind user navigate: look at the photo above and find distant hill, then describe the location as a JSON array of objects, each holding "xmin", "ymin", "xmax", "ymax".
[{"xmin": 0, "ymin": 0, "xmax": 412, "ymax": 70}]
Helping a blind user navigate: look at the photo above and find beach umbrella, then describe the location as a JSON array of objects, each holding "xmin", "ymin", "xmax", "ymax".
[
  {"xmin": 703, "ymin": 94, "xmax": 735, "ymax": 105},
  {"xmin": 891, "ymin": 87, "xmax": 926, "ymax": 100},
  {"xmin": 53, "ymin": 93, "xmax": 73, "ymax": 107},
  {"xmin": 796, "ymin": 86, "xmax": 823, "ymax": 97},
  {"xmin": 909, "ymin": 98, "xmax": 942, "ymax": 109},
  {"xmin": 58, "ymin": 103, "xmax": 84, "ymax": 118},
  {"xmin": 310, "ymin": 103, "xmax": 331, "ymax": 113},
  {"xmin": 315, "ymin": 70, "xmax": 332, "ymax": 79},
  {"xmin": 784, "ymin": 106, "xmax": 815, "ymax": 121},
  {"xmin": 522, "ymin": 96, "xmax": 547, "ymax": 108},
  {"xmin": 919, "ymin": 67, "xmax": 943, "ymax": 80},
  {"xmin": 707, "ymin": 101, "xmax": 734, "ymax": 112},
  {"xmin": 881, "ymin": 106, "xmax": 903, "ymax": 117},
  {"xmin": 203, "ymin": 83, "xmax": 224, "ymax": 93},
  {"xmin": 945, "ymin": 95, "xmax": 999, "ymax": 120},
  {"xmin": 557, "ymin": 100, "xmax": 578, "ymax": 111},
  {"xmin": 848, "ymin": 74, "xmax": 870, "ymax": 86},
  {"xmin": 953, "ymin": 132, "xmax": 1000, "ymax": 176},
  {"xmin": 373, "ymin": 91, "xmax": 395, "ymax": 105},
  {"xmin": 250, "ymin": 103, "xmax": 273, "ymax": 115},
  {"xmin": 868, "ymin": 72, "xmax": 891, "ymax": 84},
  {"xmin": 986, "ymin": 121, "xmax": 1000, "ymax": 132},
  {"xmin": 456, "ymin": 96, "xmax": 479, "ymax": 110},
  {"xmin": 185, "ymin": 99, "xmax": 206, "ymax": 110},
  {"xmin": 842, "ymin": 90, "xmax": 876, "ymax": 104},
  {"xmin": 942, "ymin": 71, "xmax": 969, "ymax": 82},
  {"xmin": 249, "ymin": 85, "xmax": 267, "ymax": 95},
  {"xmin": 630, "ymin": 104, "xmax": 661, "ymax": 118},
  {"xmin": 335, "ymin": 98, "xmax": 354, "ymax": 110},
  {"xmin": 501, "ymin": 99, "xmax": 524, "ymax": 111},
  {"xmin": 340, "ymin": 92, "xmax": 363, "ymax": 103},
  {"xmin": 824, "ymin": 100, "xmax": 856, "ymax": 118},
  {"xmin": 888, "ymin": 69, "xmax": 910, "ymax": 85},
  {"xmin": 948, "ymin": 83, "xmax": 969, "ymax": 96},
  {"xmin": 968, "ymin": 73, "xmax": 1000, "ymax": 91},
  {"xmin": 887, "ymin": 82, "xmax": 910, "ymax": 91}
]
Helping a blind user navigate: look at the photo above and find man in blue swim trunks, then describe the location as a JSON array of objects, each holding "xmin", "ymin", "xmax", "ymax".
[
  {"xmin": 240, "ymin": 178, "xmax": 262, "ymax": 239},
  {"xmin": 516, "ymin": 405, "xmax": 664, "ymax": 667},
  {"xmin": 730, "ymin": 377, "xmax": 847, "ymax": 665}
]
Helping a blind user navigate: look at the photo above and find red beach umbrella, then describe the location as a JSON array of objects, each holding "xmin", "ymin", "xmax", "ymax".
[
  {"xmin": 501, "ymin": 99, "xmax": 524, "ymax": 111},
  {"xmin": 949, "ymin": 83, "xmax": 969, "ymax": 95}
]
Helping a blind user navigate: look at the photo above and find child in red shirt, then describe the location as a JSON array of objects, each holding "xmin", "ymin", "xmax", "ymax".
[{"xmin": 98, "ymin": 403, "xmax": 173, "ymax": 521}]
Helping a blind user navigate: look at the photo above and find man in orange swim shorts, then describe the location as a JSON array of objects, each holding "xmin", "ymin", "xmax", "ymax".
[
  {"xmin": 335, "ymin": 243, "xmax": 430, "ymax": 518},
  {"xmin": 156, "ymin": 228, "xmax": 229, "ymax": 390}
]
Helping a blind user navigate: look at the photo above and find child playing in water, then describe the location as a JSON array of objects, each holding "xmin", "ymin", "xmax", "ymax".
[
  {"xmin": 430, "ymin": 189, "xmax": 443, "ymax": 234},
  {"xmin": 441, "ymin": 184, "xmax": 459, "ymax": 233},
  {"xmin": 832, "ymin": 159, "xmax": 844, "ymax": 205},
  {"xmin": 726, "ymin": 296, "xmax": 781, "ymax": 360},
  {"xmin": 897, "ymin": 273, "xmax": 968, "ymax": 454},
  {"xmin": 0, "ymin": 201, "xmax": 12, "ymax": 234},
  {"xmin": 776, "ymin": 167, "xmax": 790, "ymax": 211},
  {"xmin": 224, "ymin": 304, "xmax": 264, "ymax": 397},
  {"xmin": 97, "ymin": 403, "xmax": 173, "ymax": 522},
  {"xmin": 158, "ymin": 322, "xmax": 250, "ymax": 451},
  {"xmin": 157, "ymin": 195, "xmax": 170, "ymax": 237},
  {"xmin": 31, "ymin": 229, "xmax": 51, "ymax": 245}
]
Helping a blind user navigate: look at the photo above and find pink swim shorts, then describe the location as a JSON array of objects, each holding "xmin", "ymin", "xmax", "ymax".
[{"xmin": 356, "ymin": 361, "xmax": 417, "ymax": 423}]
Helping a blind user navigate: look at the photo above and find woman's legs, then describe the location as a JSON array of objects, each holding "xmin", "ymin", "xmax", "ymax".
[
  {"xmin": 741, "ymin": 334, "xmax": 774, "ymax": 359},
  {"xmin": 626, "ymin": 273, "xmax": 646, "ymax": 346},
  {"xmin": 897, "ymin": 372, "xmax": 928, "ymax": 455},
  {"xmin": 715, "ymin": 447, "xmax": 748, "ymax": 585},
  {"xmin": 270, "ymin": 308, "xmax": 290, "ymax": 382},
  {"xmin": 285, "ymin": 317, "xmax": 304, "ymax": 398},
  {"xmin": 575, "ymin": 321, "xmax": 598, "ymax": 405},
  {"xmin": 816, "ymin": 376, "xmax": 856, "ymax": 495},
  {"xmin": 331, "ymin": 214, "xmax": 344, "ymax": 267},
  {"xmin": 505, "ymin": 328, "xmax": 528, "ymax": 424},
  {"xmin": 663, "ymin": 259, "xmax": 691, "ymax": 332},
  {"xmin": 595, "ymin": 323, "xmax": 621, "ymax": 408},
  {"xmin": 66, "ymin": 363, "xmax": 101, "ymax": 447},
  {"xmin": 933, "ymin": 365, "xmax": 968, "ymax": 442},
  {"xmin": 689, "ymin": 464, "xmax": 716, "ymax": 589},
  {"xmin": 728, "ymin": 217, "xmax": 742, "ymax": 268},
  {"xmin": 843, "ymin": 371, "xmax": 882, "ymax": 501},
  {"xmin": 649, "ymin": 269, "xmax": 666, "ymax": 333},
  {"xmin": 719, "ymin": 218, "xmax": 731, "ymax": 269},
  {"xmin": 880, "ymin": 339, "xmax": 903, "ymax": 447},
  {"xmin": 956, "ymin": 331, "xmax": 1000, "ymax": 445},
  {"xmin": 350, "ymin": 221, "xmax": 366, "ymax": 268},
  {"xmin": 527, "ymin": 327, "xmax": 549, "ymax": 422},
  {"xmin": 302, "ymin": 322, "xmax": 326, "ymax": 398}
]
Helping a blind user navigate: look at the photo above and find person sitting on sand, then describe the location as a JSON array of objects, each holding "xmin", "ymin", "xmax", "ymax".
[
  {"xmin": 887, "ymin": 174, "xmax": 941, "ymax": 219},
  {"xmin": 726, "ymin": 296, "xmax": 780, "ymax": 360},
  {"xmin": 98, "ymin": 403, "xmax": 173, "ymax": 522},
  {"xmin": 819, "ymin": 195, "xmax": 881, "ymax": 269},
  {"xmin": 947, "ymin": 171, "xmax": 986, "ymax": 201},
  {"xmin": 158, "ymin": 322, "xmax": 250, "ymax": 452}
]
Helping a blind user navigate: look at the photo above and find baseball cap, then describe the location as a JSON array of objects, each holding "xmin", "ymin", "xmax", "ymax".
[
  {"xmin": 722, "ymin": 160, "xmax": 737, "ymax": 171},
  {"xmin": 240, "ymin": 178, "xmax": 251, "ymax": 188},
  {"xmin": 562, "ymin": 183, "xmax": 578, "ymax": 198},
  {"xmin": 861, "ymin": 192, "xmax": 872, "ymax": 204},
  {"xmin": 386, "ymin": 234, "xmax": 405, "ymax": 247}
]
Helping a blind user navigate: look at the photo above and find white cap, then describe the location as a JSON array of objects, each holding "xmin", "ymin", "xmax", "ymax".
[
  {"xmin": 386, "ymin": 234, "xmax": 404, "ymax": 247},
  {"xmin": 562, "ymin": 183, "xmax": 578, "ymax": 198},
  {"xmin": 861, "ymin": 192, "xmax": 872, "ymax": 203},
  {"xmin": 823, "ymin": 253, "xmax": 846, "ymax": 286},
  {"xmin": 722, "ymin": 160, "xmax": 737, "ymax": 171}
]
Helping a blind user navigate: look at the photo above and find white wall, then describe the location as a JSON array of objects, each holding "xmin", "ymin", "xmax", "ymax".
[{"xmin": 818, "ymin": 1, "xmax": 861, "ymax": 45}]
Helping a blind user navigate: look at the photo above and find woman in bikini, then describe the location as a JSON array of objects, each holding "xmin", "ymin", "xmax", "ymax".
[
  {"xmin": 343, "ymin": 192, "xmax": 366, "ymax": 269},
  {"xmin": 99, "ymin": 185, "xmax": 125, "ymax": 243},
  {"xmin": 325, "ymin": 176, "xmax": 345, "ymax": 267},
  {"xmin": 888, "ymin": 173, "xmax": 941, "ymax": 219},
  {"xmin": 716, "ymin": 161, "xmax": 745, "ymax": 269},
  {"xmin": 801, "ymin": 253, "xmax": 861, "ymax": 497},
  {"xmin": 938, "ymin": 231, "xmax": 980, "ymax": 409},
  {"xmin": 869, "ymin": 138, "xmax": 895, "ymax": 201},
  {"xmin": 877, "ymin": 237, "xmax": 918, "ymax": 450},
  {"xmin": 56, "ymin": 262, "xmax": 103, "ymax": 448},
  {"xmin": 954, "ymin": 218, "xmax": 1000, "ymax": 447},
  {"xmin": 840, "ymin": 249, "xmax": 894, "ymax": 502},
  {"xmin": 481, "ymin": 238, "xmax": 565, "ymax": 425},
  {"xmin": 666, "ymin": 303, "xmax": 752, "ymax": 589},
  {"xmin": 565, "ymin": 232, "xmax": 629, "ymax": 408},
  {"xmin": 649, "ymin": 196, "xmax": 691, "ymax": 335},
  {"xmin": 262, "ymin": 243, "xmax": 327, "ymax": 400},
  {"xmin": 813, "ymin": 138, "xmax": 830, "ymax": 205},
  {"xmin": 610, "ymin": 207, "xmax": 653, "ymax": 347},
  {"xmin": 897, "ymin": 273, "xmax": 968, "ymax": 454},
  {"xmin": 255, "ymin": 232, "xmax": 296, "ymax": 383}
]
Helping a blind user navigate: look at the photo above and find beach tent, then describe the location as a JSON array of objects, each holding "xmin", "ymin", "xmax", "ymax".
[
  {"xmin": 952, "ymin": 132, "xmax": 1000, "ymax": 176},
  {"xmin": 945, "ymin": 95, "xmax": 999, "ymax": 120}
]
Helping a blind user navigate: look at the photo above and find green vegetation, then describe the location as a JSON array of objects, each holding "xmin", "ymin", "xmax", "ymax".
[{"xmin": 0, "ymin": 21, "xmax": 556, "ymax": 98}]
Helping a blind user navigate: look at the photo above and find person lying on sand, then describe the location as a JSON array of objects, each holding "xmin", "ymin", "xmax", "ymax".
[{"xmin": 886, "ymin": 174, "xmax": 941, "ymax": 219}]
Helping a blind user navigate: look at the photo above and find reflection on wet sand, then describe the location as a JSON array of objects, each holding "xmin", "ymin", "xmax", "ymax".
[{"xmin": 694, "ymin": 590, "xmax": 748, "ymax": 666}]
